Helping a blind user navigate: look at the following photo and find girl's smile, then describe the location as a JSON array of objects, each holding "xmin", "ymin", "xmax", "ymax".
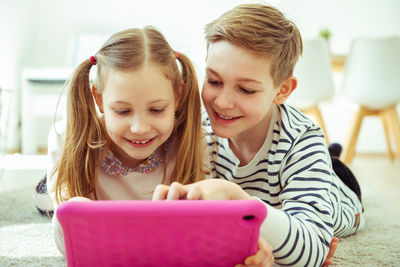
[{"xmin": 125, "ymin": 137, "xmax": 156, "ymax": 147}]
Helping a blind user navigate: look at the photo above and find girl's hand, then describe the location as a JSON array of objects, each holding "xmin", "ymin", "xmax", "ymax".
[
  {"xmin": 235, "ymin": 237, "xmax": 274, "ymax": 267},
  {"xmin": 152, "ymin": 179, "xmax": 253, "ymax": 201},
  {"xmin": 67, "ymin": 196, "xmax": 92, "ymax": 202}
]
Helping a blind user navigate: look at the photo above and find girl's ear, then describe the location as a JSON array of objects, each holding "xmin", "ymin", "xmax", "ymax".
[
  {"xmin": 92, "ymin": 84, "xmax": 104, "ymax": 113},
  {"xmin": 273, "ymin": 76, "xmax": 297, "ymax": 105}
]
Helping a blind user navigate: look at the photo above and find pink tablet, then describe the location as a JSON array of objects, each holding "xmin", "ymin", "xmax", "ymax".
[{"xmin": 57, "ymin": 199, "xmax": 267, "ymax": 267}]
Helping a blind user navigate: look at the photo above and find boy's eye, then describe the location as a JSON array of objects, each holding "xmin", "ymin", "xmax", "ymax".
[
  {"xmin": 207, "ymin": 78, "xmax": 221, "ymax": 86},
  {"xmin": 240, "ymin": 87, "xmax": 255, "ymax": 95}
]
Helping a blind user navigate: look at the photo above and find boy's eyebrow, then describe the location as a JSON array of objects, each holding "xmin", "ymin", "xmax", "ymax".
[
  {"xmin": 206, "ymin": 67, "xmax": 221, "ymax": 78},
  {"xmin": 237, "ymin": 77, "xmax": 262, "ymax": 84},
  {"xmin": 206, "ymin": 67, "xmax": 262, "ymax": 84}
]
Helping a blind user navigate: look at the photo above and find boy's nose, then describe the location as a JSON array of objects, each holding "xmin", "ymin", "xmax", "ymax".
[
  {"xmin": 214, "ymin": 88, "xmax": 235, "ymax": 109},
  {"xmin": 130, "ymin": 116, "xmax": 151, "ymax": 134}
]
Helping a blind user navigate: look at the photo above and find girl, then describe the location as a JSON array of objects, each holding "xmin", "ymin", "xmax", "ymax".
[
  {"xmin": 48, "ymin": 26, "xmax": 205, "ymax": 254},
  {"xmin": 41, "ymin": 26, "xmax": 271, "ymax": 266}
]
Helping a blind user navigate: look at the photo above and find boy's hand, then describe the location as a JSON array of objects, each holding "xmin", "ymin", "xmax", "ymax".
[
  {"xmin": 235, "ymin": 237, "xmax": 274, "ymax": 267},
  {"xmin": 152, "ymin": 180, "xmax": 253, "ymax": 201}
]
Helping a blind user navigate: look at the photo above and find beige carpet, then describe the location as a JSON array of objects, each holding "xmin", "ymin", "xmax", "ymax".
[
  {"xmin": 1, "ymin": 181, "xmax": 399, "ymax": 266},
  {"xmin": 332, "ymin": 187, "xmax": 400, "ymax": 266}
]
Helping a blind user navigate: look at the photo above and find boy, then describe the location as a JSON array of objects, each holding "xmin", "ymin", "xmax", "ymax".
[{"xmin": 153, "ymin": 4, "xmax": 364, "ymax": 266}]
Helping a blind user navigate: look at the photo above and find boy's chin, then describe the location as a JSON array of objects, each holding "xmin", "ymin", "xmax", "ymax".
[{"xmin": 211, "ymin": 127, "xmax": 236, "ymax": 139}]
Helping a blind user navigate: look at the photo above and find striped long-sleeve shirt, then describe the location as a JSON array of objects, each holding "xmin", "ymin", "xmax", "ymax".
[{"xmin": 203, "ymin": 103, "xmax": 364, "ymax": 266}]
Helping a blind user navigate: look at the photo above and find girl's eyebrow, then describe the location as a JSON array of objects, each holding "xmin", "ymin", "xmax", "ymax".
[
  {"xmin": 206, "ymin": 67, "xmax": 261, "ymax": 84},
  {"xmin": 110, "ymin": 100, "xmax": 169, "ymax": 105},
  {"xmin": 148, "ymin": 99, "xmax": 169, "ymax": 105}
]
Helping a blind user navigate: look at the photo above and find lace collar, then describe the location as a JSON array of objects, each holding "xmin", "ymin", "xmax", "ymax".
[{"xmin": 100, "ymin": 145, "xmax": 166, "ymax": 176}]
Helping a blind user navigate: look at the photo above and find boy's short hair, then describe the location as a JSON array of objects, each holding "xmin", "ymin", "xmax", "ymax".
[{"xmin": 205, "ymin": 3, "xmax": 303, "ymax": 87}]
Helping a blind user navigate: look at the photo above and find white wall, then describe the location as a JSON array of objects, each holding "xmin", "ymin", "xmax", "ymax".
[
  {"xmin": 0, "ymin": 1, "xmax": 35, "ymax": 149},
  {"xmin": 278, "ymin": 0, "xmax": 400, "ymax": 54},
  {"xmin": 1, "ymin": 0, "xmax": 400, "ymax": 153},
  {"xmin": 19, "ymin": 0, "xmax": 400, "ymax": 69}
]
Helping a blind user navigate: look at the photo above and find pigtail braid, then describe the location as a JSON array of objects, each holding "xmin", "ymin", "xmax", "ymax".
[
  {"xmin": 54, "ymin": 59, "xmax": 105, "ymax": 203},
  {"xmin": 172, "ymin": 53, "xmax": 206, "ymax": 184}
]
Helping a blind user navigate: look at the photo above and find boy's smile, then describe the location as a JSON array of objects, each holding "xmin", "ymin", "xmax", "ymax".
[
  {"xmin": 213, "ymin": 111, "xmax": 242, "ymax": 124},
  {"xmin": 202, "ymin": 40, "xmax": 281, "ymax": 147}
]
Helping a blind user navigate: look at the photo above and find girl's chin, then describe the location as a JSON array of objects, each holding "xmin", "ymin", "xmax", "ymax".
[
  {"xmin": 110, "ymin": 144, "xmax": 148, "ymax": 166},
  {"xmin": 119, "ymin": 154, "xmax": 148, "ymax": 168}
]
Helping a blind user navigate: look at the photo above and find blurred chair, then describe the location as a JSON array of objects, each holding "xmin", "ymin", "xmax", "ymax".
[
  {"xmin": 289, "ymin": 38, "xmax": 335, "ymax": 145},
  {"xmin": 341, "ymin": 37, "xmax": 400, "ymax": 164}
]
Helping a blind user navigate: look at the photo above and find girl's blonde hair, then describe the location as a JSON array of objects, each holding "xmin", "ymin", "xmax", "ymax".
[
  {"xmin": 54, "ymin": 26, "xmax": 205, "ymax": 203},
  {"xmin": 204, "ymin": 3, "xmax": 303, "ymax": 87}
]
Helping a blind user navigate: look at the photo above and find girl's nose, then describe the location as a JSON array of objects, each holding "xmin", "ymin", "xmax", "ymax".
[
  {"xmin": 130, "ymin": 116, "xmax": 151, "ymax": 134},
  {"xmin": 214, "ymin": 88, "xmax": 235, "ymax": 110}
]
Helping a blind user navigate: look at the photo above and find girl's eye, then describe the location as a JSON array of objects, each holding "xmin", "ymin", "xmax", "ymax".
[
  {"xmin": 240, "ymin": 87, "xmax": 255, "ymax": 95},
  {"xmin": 150, "ymin": 108, "xmax": 165, "ymax": 113},
  {"xmin": 114, "ymin": 109, "xmax": 130, "ymax": 115},
  {"xmin": 207, "ymin": 78, "xmax": 221, "ymax": 86}
]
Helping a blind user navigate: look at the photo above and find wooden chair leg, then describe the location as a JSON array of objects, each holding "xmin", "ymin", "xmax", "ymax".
[
  {"xmin": 302, "ymin": 105, "xmax": 330, "ymax": 145},
  {"xmin": 312, "ymin": 106, "xmax": 330, "ymax": 145},
  {"xmin": 341, "ymin": 106, "xmax": 366, "ymax": 164},
  {"xmin": 380, "ymin": 112, "xmax": 395, "ymax": 160},
  {"xmin": 383, "ymin": 105, "xmax": 400, "ymax": 160}
]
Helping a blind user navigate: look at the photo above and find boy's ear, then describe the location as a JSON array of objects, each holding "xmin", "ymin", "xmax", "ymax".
[
  {"xmin": 92, "ymin": 84, "xmax": 104, "ymax": 113},
  {"xmin": 273, "ymin": 76, "xmax": 297, "ymax": 105}
]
